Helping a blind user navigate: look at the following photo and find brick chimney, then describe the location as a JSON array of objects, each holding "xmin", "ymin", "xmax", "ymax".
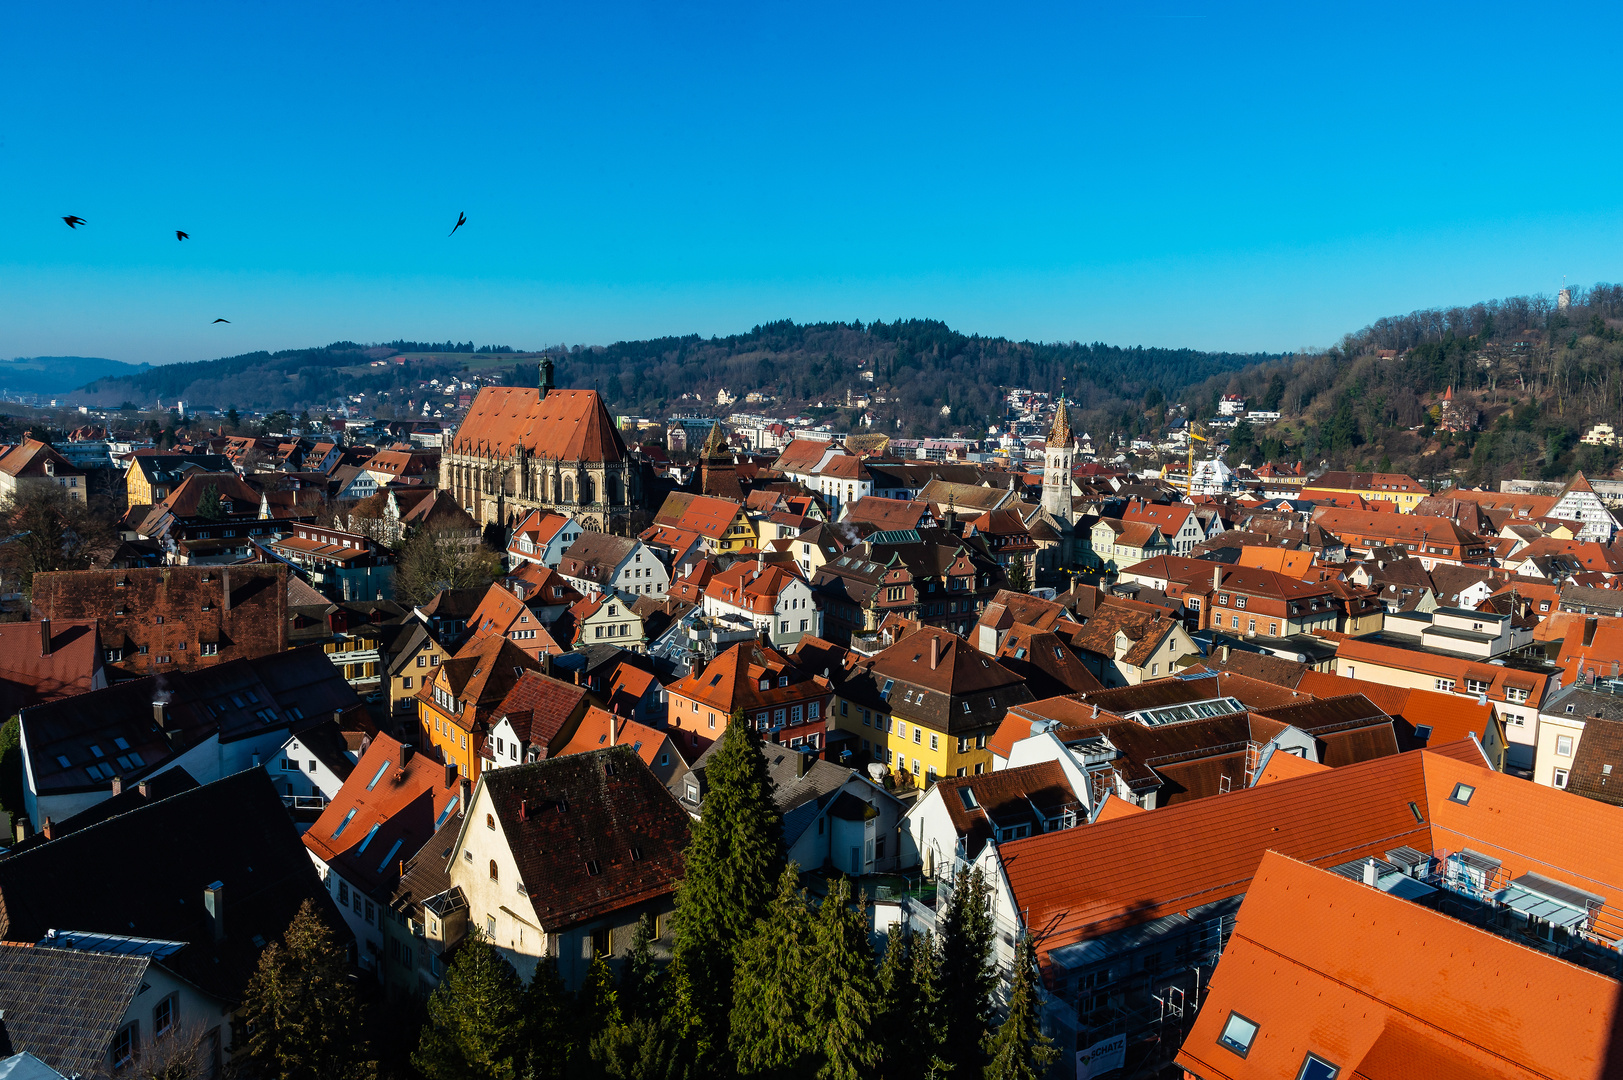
[
  {"xmin": 40, "ymin": 817, "xmax": 52, "ymax": 841},
  {"xmin": 459, "ymin": 776, "xmax": 472, "ymax": 808},
  {"xmin": 221, "ymin": 567, "xmax": 232, "ymax": 613},
  {"xmin": 444, "ymin": 760, "xmax": 457, "ymax": 788},
  {"xmin": 38, "ymin": 619, "xmax": 50, "ymax": 658},
  {"xmin": 401, "ymin": 743, "xmax": 415, "ymax": 767},
  {"xmin": 153, "ymin": 699, "xmax": 170, "ymax": 729},
  {"xmin": 930, "ymin": 634, "xmax": 940, "ymax": 670},
  {"xmin": 110, "ymin": 775, "xmax": 123, "ymax": 796}
]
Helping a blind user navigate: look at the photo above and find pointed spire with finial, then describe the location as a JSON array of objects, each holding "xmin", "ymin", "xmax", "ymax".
[{"xmin": 1047, "ymin": 377, "xmax": 1072, "ymax": 448}]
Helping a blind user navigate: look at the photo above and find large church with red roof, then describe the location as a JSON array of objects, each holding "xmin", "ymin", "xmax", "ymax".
[{"xmin": 443, "ymin": 358, "xmax": 641, "ymax": 534}]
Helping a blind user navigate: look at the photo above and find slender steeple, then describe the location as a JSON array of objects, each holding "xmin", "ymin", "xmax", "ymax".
[
  {"xmin": 1046, "ymin": 383, "xmax": 1072, "ymax": 448},
  {"xmin": 1042, "ymin": 380, "xmax": 1075, "ymax": 525}
]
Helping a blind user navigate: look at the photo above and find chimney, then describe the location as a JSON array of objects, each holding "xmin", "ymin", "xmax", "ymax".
[
  {"xmin": 12, "ymin": 821, "xmax": 26, "ymax": 844},
  {"xmin": 38, "ymin": 619, "xmax": 50, "ymax": 658},
  {"xmin": 519, "ymin": 799, "xmax": 529, "ymax": 821},
  {"xmin": 1212, "ymin": 565, "xmax": 1222, "ymax": 590},
  {"xmin": 221, "ymin": 567, "xmax": 231, "ymax": 613},
  {"xmin": 930, "ymin": 635, "xmax": 940, "ymax": 670},
  {"xmin": 137, "ymin": 779, "xmax": 150, "ymax": 798},
  {"xmin": 204, "ymin": 881, "xmax": 226, "ymax": 942},
  {"xmin": 40, "ymin": 817, "xmax": 52, "ymax": 841},
  {"xmin": 1362, "ymin": 859, "xmax": 1378, "ymax": 887},
  {"xmin": 110, "ymin": 775, "xmax": 123, "ymax": 797},
  {"xmin": 797, "ymin": 748, "xmax": 813, "ymax": 778},
  {"xmin": 1220, "ymin": 645, "xmax": 1230, "ymax": 664},
  {"xmin": 333, "ymin": 709, "xmax": 344, "ymax": 727},
  {"xmin": 153, "ymin": 699, "xmax": 170, "ymax": 729},
  {"xmin": 459, "ymin": 776, "xmax": 472, "ymax": 808},
  {"xmin": 401, "ymin": 743, "xmax": 415, "ymax": 768}
]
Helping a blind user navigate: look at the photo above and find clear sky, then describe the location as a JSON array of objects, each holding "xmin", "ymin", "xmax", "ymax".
[{"xmin": 3, "ymin": 1, "xmax": 1620, "ymax": 365}]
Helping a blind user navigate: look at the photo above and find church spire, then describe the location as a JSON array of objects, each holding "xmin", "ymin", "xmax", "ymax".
[{"xmin": 1046, "ymin": 385, "xmax": 1072, "ymax": 448}]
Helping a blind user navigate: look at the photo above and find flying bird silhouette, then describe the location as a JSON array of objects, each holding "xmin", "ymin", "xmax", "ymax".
[
  {"xmin": 62, "ymin": 216, "xmax": 85, "ymax": 229},
  {"xmin": 176, "ymin": 230, "xmax": 189, "ymax": 241},
  {"xmin": 212, "ymin": 318, "xmax": 230, "ymax": 323},
  {"xmin": 449, "ymin": 211, "xmax": 466, "ymax": 237}
]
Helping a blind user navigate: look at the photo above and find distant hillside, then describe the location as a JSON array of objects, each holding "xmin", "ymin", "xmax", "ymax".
[
  {"xmin": 2, "ymin": 356, "xmax": 150, "ymax": 397},
  {"xmin": 1179, "ymin": 284, "xmax": 1623, "ymax": 488},
  {"xmin": 72, "ymin": 321, "xmax": 1283, "ymax": 439}
]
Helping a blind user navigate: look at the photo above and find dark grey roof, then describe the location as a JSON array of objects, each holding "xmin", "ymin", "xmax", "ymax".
[
  {"xmin": 0, "ymin": 945, "xmax": 147, "ymax": 1078},
  {"xmin": 0, "ymin": 769, "xmax": 348, "ymax": 1003}
]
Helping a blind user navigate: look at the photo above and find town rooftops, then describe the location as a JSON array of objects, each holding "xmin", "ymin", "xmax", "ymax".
[
  {"xmin": 0, "ymin": 619, "xmax": 101, "ymax": 716},
  {"xmin": 490, "ymin": 669, "xmax": 592, "ymax": 751},
  {"xmin": 0, "ymin": 768, "xmax": 347, "ymax": 1003},
  {"xmin": 935, "ymin": 760, "xmax": 1082, "ymax": 858},
  {"xmin": 473, "ymin": 747, "xmax": 688, "ymax": 930},
  {"xmin": 1000, "ymin": 744, "xmax": 1623, "ymax": 974},
  {"xmin": 0, "ymin": 439, "xmax": 82, "ymax": 480},
  {"xmin": 0, "ymin": 944, "xmax": 152, "ymax": 1078},
  {"xmin": 1175, "ymin": 850, "xmax": 1619, "ymax": 1080}
]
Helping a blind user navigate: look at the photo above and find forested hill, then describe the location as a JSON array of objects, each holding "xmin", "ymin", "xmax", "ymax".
[
  {"xmin": 1, "ymin": 356, "xmax": 149, "ymax": 397},
  {"xmin": 1176, "ymin": 284, "xmax": 1623, "ymax": 489},
  {"xmin": 71, "ymin": 320, "xmax": 1281, "ymax": 438}
]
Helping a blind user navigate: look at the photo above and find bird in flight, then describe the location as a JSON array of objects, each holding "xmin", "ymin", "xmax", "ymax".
[
  {"xmin": 449, "ymin": 211, "xmax": 466, "ymax": 237},
  {"xmin": 62, "ymin": 216, "xmax": 85, "ymax": 229},
  {"xmin": 176, "ymin": 230, "xmax": 189, "ymax": 241},
  {"xmin": 212, "ymin": 318, "xmax": 230, "ymax": 323}
]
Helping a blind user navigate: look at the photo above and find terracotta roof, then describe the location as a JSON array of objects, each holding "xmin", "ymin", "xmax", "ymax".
[
  {"xmin": 433, "ymin": 635, "xmax": 544, "ymax": 729},
  {"xmin": 704, "ymin": 561, "xmax": 805, "ymax": 615},
  {"xmin": 490, "ymin": 670, "xmax": 591, "ymax": 751},
  {"xmin": 303, "ymin": 734, "xmax": 460, "ymax": 898},
  {"xmin": 452, "ymin": 387, "xmax": 626, "ymax": 462},
  {"xmin": 0, "ymin": 619, "xmax": 100, "ymax": 715},
  {"xmin": 0, "ymin": 439, "xmax": 82, "ymax": 480},
  {"xmin": 477, "ymin": 747, "xmax": 688, "ymax": 930},
  {"xmin": 557, "ymin": 706, "xmax": 668, "ymax": 770},
  {"xmin": 1294, "ymin": 670, "xmax": 1494, "ymax": 751},
  {"xmin": 1092, "ymin": 793, "xmax": 1145, "ymax": 821},
  {"xmin": 843, "ymin": 496, "xmax": 934, "ymax": 531},
  {"xmin": 666, "ymin": 642, "xmax": 829, "ymax": 715},
  {"xmin": 1067, "ymin": 601, "xmax": 1181, "ymax": 668},
  {"xmin": 1176, "ymin": 851, "xmax": 1619, "ymax": 1080},
  {"xmin": 652, "ymin": 493, "xmax": 745, "ymax": 540},
  {"xmin": 1252, "ymin": 749, "xmax": 1329, "ymax": 784}
]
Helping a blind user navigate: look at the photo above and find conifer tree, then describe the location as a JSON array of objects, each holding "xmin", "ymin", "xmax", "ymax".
[
  {"xmin": 669, "ymin": 709, "xmax": 785, "ymax": 1068},
  {"xmin": 576, "ymin": 950, "xmax": 621, "ymax": 1077},
  {"xmin": 520, "ymin": 956, "xmax": 574, "ymax": 1080},
  {"xmin": 231, "ymin": 899, "xmax": 376, "ymax": 1080},
  {"xmin": 937, "ymin": 868, "xmax": 997, "ymax": 1078},
  {"xmin": 729, "ymin": 865, "xmax": 816, "ymax": 1078},
  {"xmin": 414, "ymin": 931, "xmax": 528, "ymax": 1080},
  {"xmin": 196, "ymin": 483, "xmax": 224, "ymax": 522},
  {"xmin": 984, "ymin": 939, "xmax": 1058, "ymax": 1080},
  {"xmin": 618, "ymin": 914, "xmax": 661, "ymax": 1021},
  {"xmin": 807, "ymin": 876, "xmax": 881, "ymax": 1080},
  {"xmin": 875, "ymin": 926, "xmax": 947, "ymax": 1080}
]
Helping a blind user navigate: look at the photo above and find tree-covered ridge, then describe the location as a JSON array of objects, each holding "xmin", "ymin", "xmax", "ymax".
[
  {"xmin": 70, "ymin": 319, "xmax": 1281, "ymax": 438},
  {"xmin": 1181, "ymin": 283, "xmax": 1623, "ymax": 486}
]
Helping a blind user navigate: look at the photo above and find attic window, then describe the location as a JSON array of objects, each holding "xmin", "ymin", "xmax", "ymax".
[
  {"xmin": 1412, "ymin": 725, "xmax": 1432, "ymax": 741},
  {"xmin": 366, "ymin": 761, "xmax": 393, "ymax": 790},
  {"xmin": 1218, "ymin": 1012, "xmax": 1259, "ymax": 1057},
  {"xmin": 332, "ymin": 808, "xmax": 358, "ymax": 838},
  {"xmin": 710, "ymin": 673, "xmax": 724, "ymax": 687},
  {"xmin": 1297, "ymin": 1054, "xmax": 1341, "ymax": 1080},
  {"xmin": 630, "ymin": 845, "xmax": 643, "ymax": 861},
  {"xmin": 958, "ymin": 788, "xmax": 979, "ymax": 810},
  {"xmin": 1408, "ymin": 801, "xmax": 1423, "ymax": 823},
  {"xmin": 585, "ymin": 859, "xmax": 602, "ymax": 876},
  {"xmin": 1448, "ymin": 782, "xmax": 1475, "ymax": 806}
]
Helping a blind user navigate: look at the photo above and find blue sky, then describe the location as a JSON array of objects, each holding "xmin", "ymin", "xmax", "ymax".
[{"xmin": 3, "ymin": 1, "xmax": 1620, "ymax": 365}]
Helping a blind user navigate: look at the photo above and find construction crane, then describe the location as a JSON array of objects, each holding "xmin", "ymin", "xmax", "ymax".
[{"xmin": 1184, "ymin": 422, "xmax": 1206, "ymax": 498}]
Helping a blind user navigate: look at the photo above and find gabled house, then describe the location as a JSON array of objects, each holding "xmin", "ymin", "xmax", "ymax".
[
  {"xmin": 464, "ymin": 582, "xmax": 568, "ymax": 661},
  {"xmin": 557, "ymin": 533, "xmax": 670, "ymax": 602},
  {"xmin": 416, "ymin": 635, "xmax": 543, "ymax": 785},
  {"xmin": 386, "ymin": 620, "xmax": 451, "ymax": 719},
  {"xmin": 507, "ymin": 509, "xmax": 581, "ymax": 568},
  {"xmin": 123, "ymin": 452, "xmax": 234, "ymax": 507},
  {"xmin": 303, "ymin": 734, "xmax": 463, "ymax": 975},
  {"xmin": 480, "ymin": 669, "xmax": 594, "ymax": 773},
  {"xmin": 557, "ymin": 705, "xmax": 688, "ymax": 798},
  {"xmin": 269, "ymin": 718, "xmax": 360, "ymax": 811},
  {"xmin": 0, "ymin": 439, "xmax": 85, "ymax": 506},
  {"xmin": 445, "ymin": 747, "xmax": 689, "ymax": 988},
  {"xmin": 1066, "ymin": 599, "xmax": 1197, "ymax": 685},
  {"xmin": 568, "ymin": 593, "xmax": 647, "ymax": 651},
  {"xmin": 666, "ymin": 641, "xmax": 833, "ymax": 756},
  {"xmin": 649, "ymin": 493, "xmax": 756, "ymax": 554},
  {"xmin": 904, "ymin": 759, "xmax": 1088, "ymax": 871},
  {"xmin": 701, "ymin": 559, "xmax": 821, "ymax": 649}
]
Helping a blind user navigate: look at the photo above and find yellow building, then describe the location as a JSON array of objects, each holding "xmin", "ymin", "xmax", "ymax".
[
  {"xmin": 1300, "ymin": 471, "xmax": 1430, "ymax": 512},
  {"xmin": 832, "ymin": 626, "xmax": 1033, "ymax": 787},
  {"xmin": 650, "ymin": 493, "xmax": 758, "ymax": 554},
  {"xmin": 417, "ymin": 635, "xmax": 541, "ymax": 785},
  {"xmin": 123, "ymin": 453, "xmax": 233, "ymax": 509},
  {"xmin": 387, "ymin": 622, "xmax": 450, "ymax": 720}
]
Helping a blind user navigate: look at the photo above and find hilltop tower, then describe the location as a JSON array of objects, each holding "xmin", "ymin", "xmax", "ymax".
[{"xmin": 1042, "ymin": 393, "xmax": 1075, "ymax": 524}]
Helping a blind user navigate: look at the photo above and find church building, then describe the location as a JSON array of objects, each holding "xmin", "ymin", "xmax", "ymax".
[{"xmin": 444, "ymin": 359, "xmax": 641, "ymax": 534}]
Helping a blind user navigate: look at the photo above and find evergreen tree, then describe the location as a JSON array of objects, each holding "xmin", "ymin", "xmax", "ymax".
[
  {"xmin": 669, "ymin": 710, "xmax": 785, "ymax": 1069},
  {"xmin": 231, "ymin": 899, "xmax": 375, "ymax": 1080},
  {"xmin": 618, "ymin": 914, "xmax": 661, "ymax": 1021},
  {"xmin": 984, "ymin": 940, "xmax": 1058, "ymax": 1080},
  {"xmin": 937, "ymin": 868, "xmax": 997, "ymax": 1078},
  {"xmin": 413, "ymin": 931, "xmax": 528, "ymax": 1080},
  {"xmin": 520, "ymin": 957, "xmax": 574, "ymax": 1080},
  {"xmin": 576, "ymin": 951, "xmax": 621, "ymax": 1078},
  {"xmin": 1005, "ymin": 556, "xmax": 1031, "ymax": 594},
  {"xmin": 875, "ymin": 926, "xmax": 947, "ymax": 1080},
  {"xmin": 807, "ymin": 877, "xmax": 881, "ymax": 1080},
  {"xmin": 729, "ymin": 865, "xmax": 816, "ymax": 1078},
  {"xmin": 197, "ymin": 483, "xmax": 224, "ymax": 522}
]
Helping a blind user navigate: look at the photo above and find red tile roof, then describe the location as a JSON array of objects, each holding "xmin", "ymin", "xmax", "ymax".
[
  {"xmin": 489, "ymin": 669, "xmax": 590, "ymax": 751},
  {"xmin": 0, "ymin": 619, "xmax": 101, "ymax": 713},
  {"xmin": 557, "ymin": 706, "xmax": 668, "ymax": 770},
  {"xmin": 452, "ymin": 387, "xmax": 626, "ymax": 462},
  {"xmin": 1176, "ymin": 851, "xmax": 1618, "ymax": 1080}
]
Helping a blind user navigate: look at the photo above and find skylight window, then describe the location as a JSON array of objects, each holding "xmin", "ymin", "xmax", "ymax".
[
  {"xmin": 1218, "ymin": 1012, "xmax": 1259, "ymax": 1057},
  {"xmin": 1409, "ymin": 801, "xmax": 1424, "ymax": 823},
  {"xmin": 332, "ymin": 808, "xmax": 358, "ymax": 838},
  {"xmin": 1412, "ymin": 725, "xmax": 1432, "ymax": 741},
  {"xmin": 434, "ymin": 797, "xmax": 460, "ymax": 830},
  {"xmin": 113, "ymin": 737, "xmax": 130, "ymax": 751},
  {"xmin": 366, "ymin": 761, "xmax": 393, "ymax": 790},
  {"xmin": 1297, "ymin": 1054, "xmax": 1340, "ymax": 1080},
  {"xmin": 377, "ymin": 838, "xmax": 406, "ymax": 875},
  {"xmin": 1448, "ymin": 782, "xmax": 1475, "ymax": 806},
  {"xmin": 56, "ymin": 755, "xmax": 71, "ymax": 769},
  {"xmin": 585, "ymin": 859, "xmax": 602, "ymax": 876},
  {"xmin": 356, "ymin": 823, "xmax": 382, "ymax": 853},
  {"xmin": 958, "ymin": 788, "xmax": 979, "ymax": 810}
]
